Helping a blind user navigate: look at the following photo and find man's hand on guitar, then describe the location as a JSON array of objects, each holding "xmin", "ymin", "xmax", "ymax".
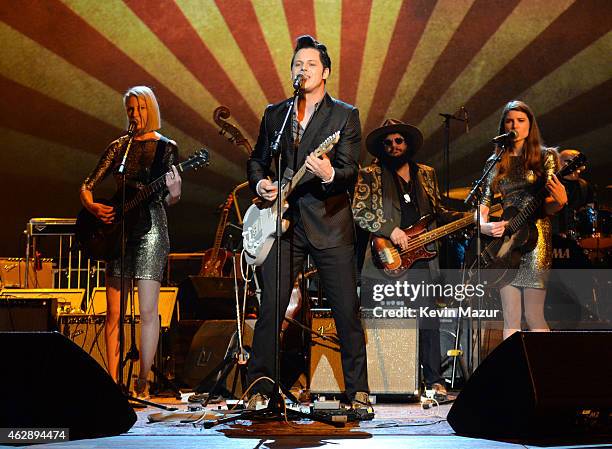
[
  {"xmin": 258, "ymin": 179, "xmax": 278, "ymax": 201},
  {"xmin": 481, "ymin": 220, "xmax": 507, "ymax": 237},
  {"xmin": 390, "ymin": 227, "xmax": 409, "ymax": 250},
  {"xmin": 305, "ymin": 153, "xmax": 333, "ymax": 182},
  {"xmin": 89, "ymin": 203, "xmax": 115, "ymax": 224}
]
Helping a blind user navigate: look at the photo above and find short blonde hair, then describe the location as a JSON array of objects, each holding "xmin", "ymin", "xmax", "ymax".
[{"xmin": 123, "ymin": 86, "xmax": 161, "ymax": 133}]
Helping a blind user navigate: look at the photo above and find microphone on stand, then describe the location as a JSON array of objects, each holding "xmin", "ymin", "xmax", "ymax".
[
  {"xmin": 491, "ymin": 129, "xmax": 517, "ymax": 143},
  {"xmin": 292, "ymin": 72, "xmax": 305, "ymax": 90},
  {"xmin": 127, "ymin": 120, "xmax": 137, "ymax": 137}
]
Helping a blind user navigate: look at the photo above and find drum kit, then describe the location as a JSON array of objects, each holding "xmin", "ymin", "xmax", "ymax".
[{"xmin": 555, "ymin": 205, "xmax": 611, "ymax": 268}]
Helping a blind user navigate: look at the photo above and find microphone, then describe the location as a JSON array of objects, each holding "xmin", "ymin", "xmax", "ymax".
[
  {"xmin": 127, "ymin": 120, "xmax": 137, "ymax": 137},
  {"xmin": 491, "ymin": 129, "xmax": 517, "ymax": 143},
  {"xmin": 292, "ymin": 72, "xmax": 304, "ymax": 90}
]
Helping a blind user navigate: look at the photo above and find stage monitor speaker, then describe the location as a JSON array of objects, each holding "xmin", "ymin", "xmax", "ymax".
[
  {"xmin": 0, "ymin": 288, "xmax": 85, "ymax": 314},
  {"xmin": 181, "ymin": 319, "xmax": 255, "ymax": 396},
  {"xmin": 87, "ymin": 287, "xmax": 178, "ymax": 328},
  {"xmin": 0, "ymin": 331, "xmax": 136, "ymax": 440},
  {"xmin": 309, "ymin": 314, "xmax": 419, "ymax": 397},
  {"xmin": 0, "ymin": 297, "xmax": 58, "ymax": 331},
  {"xmin": 447, "ymin": 331, "xmax": 612, "ymax": 438}
]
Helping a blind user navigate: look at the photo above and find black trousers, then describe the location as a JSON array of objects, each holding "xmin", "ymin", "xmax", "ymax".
[{"xmin": 247, "ymin": 219, "xmax": 369, "ymax": 398}]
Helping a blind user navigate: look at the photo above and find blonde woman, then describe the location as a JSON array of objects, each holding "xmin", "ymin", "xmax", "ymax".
[{"xmin": 80, "ymin": 86, "xmax": 181, "ymax": 398}]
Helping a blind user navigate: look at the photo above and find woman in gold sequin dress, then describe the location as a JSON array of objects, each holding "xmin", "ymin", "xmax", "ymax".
[
  {"xmin": 478, "ymin": 101, "xmax": 567, "ymax": 340},
  {"xmin": 80, "ymin": 86, "xmax": 182, "ymax": 397}
]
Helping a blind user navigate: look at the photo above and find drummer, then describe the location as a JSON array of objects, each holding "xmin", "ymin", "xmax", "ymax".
[{"xmin": 551, "ymin": 149, "xmax": 594, "ymax": 238}]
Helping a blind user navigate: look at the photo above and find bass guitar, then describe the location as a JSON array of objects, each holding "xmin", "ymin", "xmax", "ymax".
[
  {"xmin": 466, "ymin": 153, "xmax": 586, "ymax": 287},
  {"xmin": 76, "ymin": 150, "xmax": 210, "ymax": 261},
  {"xmin": 242, "ymin": 131, "xmax": 340, "ymax": 265},
  {"xmin": 372, "ymin": 204, "xmax": 502, "ymax": 277}
]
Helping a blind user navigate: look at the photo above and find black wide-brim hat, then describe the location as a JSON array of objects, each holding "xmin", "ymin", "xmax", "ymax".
[{"xmin": 366, "ymin": 118, "xmax": 424, "ymax": 158}]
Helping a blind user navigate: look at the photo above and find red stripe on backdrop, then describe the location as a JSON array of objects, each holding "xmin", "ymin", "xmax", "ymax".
[
  {"xmin": 0, "ymin": 74, "xmax": 119, "ymax": 152},
  {"xmin": 124, "ymin": 0, "xmax": 260, "ymax": 139},
  {"xmin": 364, "ymin": 0, "xmax": 436, "ymax": 133},
  {"xmin": 215, "ymin": 0, "xmax": 287, "ymax": 103},
  {"xmin": 339, "ymin": 0, "xmax": 372, "ymax": 105},
  {"xmin": 448, "ymin": 79, "xmax": 612, "ymax": 184},
  {"xmin": 283, "ymin": 0, "xmax": 317, "ymax": 42},
  {"xmin": 422, "ymin": 0, "xmax": 612, "ymax": 164},
  {"xmin": 401, "ymin": 0, "xmax": 520, "ymax": 125},
  {"xmin": 0, "ymin": 0, "xmax": 247, "ymax": 169}
]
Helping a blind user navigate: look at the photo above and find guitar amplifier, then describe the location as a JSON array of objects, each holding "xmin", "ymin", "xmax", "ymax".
[
  {"xmin": 0, "ymin": 258, "xmax": 54, "ymax": 288},
  {"xmin": 310, "ymin": 310, "xmax": 420, "ymax": 398},
  {"xmin": 0, "ymin": 297, "xmax": 58, "ymax": 331}
]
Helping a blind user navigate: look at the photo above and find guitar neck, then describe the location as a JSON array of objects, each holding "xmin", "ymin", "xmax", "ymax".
[
  {"xmin": 124, "ymin": 159, "xmax": 189, "ymax": 213},
  {"xmin": 419, "ymin": 204, "xmax": 502, "ymax": 246},
  {"xmin": 212, "ymin": 208, "xmax": 230, "ymax": 253}
]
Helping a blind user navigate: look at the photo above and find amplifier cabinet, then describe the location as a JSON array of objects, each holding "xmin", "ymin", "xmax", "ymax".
[{"xmin": 310, "ymin": 313, "xmax": 419, "ymax": 397}]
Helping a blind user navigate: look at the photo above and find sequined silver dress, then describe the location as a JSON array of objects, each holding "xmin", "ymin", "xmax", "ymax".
[
  {"xmin": 81, "ymin": 136, "xmax": 178, "ymax": 282},
  {"xmin": 481, "ymin": 149, "xmax": 558, "ymax": 289}
]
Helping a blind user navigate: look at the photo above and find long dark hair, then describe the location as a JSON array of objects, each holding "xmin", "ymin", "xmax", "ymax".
[{"xmin": 493, "ymin": 100, "xmax": 544, "ymax": 188}]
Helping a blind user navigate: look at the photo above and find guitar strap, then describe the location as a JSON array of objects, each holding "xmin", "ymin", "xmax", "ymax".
[{"xmin": 151, "ymin": 135, "xmax": 170, "ymax": 181}]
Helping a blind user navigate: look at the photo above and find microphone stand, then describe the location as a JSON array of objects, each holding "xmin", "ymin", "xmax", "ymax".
[
  {"xmin": 439, "ymin": 111, "xmax": 468, "ymax": 198},
  {"xmin": 203, "ymin": 82, "xmax": 341, "ymax": 429},
  {"xmin": 463, "ymin": 143, "xmax": 508, "ymax": 373},
  {"xmin": 116, "ymin": 127, "xmax": 135, "ymax": 392}
]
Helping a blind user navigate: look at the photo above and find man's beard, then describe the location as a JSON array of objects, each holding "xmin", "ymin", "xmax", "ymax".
[{"xmin": 380, "ymin": 150, "xmax": 413, "ymax": 169}]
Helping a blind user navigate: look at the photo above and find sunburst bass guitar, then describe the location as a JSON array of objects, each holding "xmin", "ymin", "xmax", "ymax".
[{"xmin": 372, "ymin": 204, "xmax": 502, "ymax": 277}]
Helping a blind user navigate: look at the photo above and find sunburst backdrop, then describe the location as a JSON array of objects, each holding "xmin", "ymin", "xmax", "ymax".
[{"xmin": 1, "ymin": 0, "xmax": 611, "ymax": 257}]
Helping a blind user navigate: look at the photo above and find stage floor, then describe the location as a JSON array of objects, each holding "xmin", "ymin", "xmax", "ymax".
[{"xmin": 30, "ymin": 394, "xmax": 612, "ymax": 449}]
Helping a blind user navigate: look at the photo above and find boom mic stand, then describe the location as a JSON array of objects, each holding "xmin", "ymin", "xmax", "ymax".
[
  {"xmin": 439, "ymin": 109, "xmax": 469, "ymax": 388},
  {"xmin": 203, "ymin": 78, "xmax": 341, "ymax": 429}
]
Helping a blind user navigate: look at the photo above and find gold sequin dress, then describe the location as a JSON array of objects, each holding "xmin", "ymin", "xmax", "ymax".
[
  {"xmin": 81, "ymin": 136, "xmax": 178, "ymax": 282},
  {"xmin": 481, "ymin": 149, "xmax": 558, "ymax": 289}
]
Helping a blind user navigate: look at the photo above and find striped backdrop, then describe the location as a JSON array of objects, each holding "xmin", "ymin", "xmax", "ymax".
[{"xmin": 1, "ymin": 0, "xmax": 611, "ymax": 255}]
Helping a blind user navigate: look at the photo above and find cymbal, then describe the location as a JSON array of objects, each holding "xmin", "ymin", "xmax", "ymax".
[{"xmin": 444, "ymin": 187, "xmax": 500, "ymax": 201}]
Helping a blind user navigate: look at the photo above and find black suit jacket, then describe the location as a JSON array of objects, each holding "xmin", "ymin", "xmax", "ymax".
[{"xmin": 247, "ymin": 93, "xmax": 361, "ymax": 249}]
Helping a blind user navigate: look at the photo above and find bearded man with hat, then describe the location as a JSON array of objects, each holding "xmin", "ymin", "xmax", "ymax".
[{"xmin": 353, "ymin": 119, "xmax": 468, "ymax": 400}]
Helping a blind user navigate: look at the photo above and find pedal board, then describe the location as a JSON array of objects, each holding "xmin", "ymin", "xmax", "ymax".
[{"xmin": 310, "ymin": 406, "xmax": 374, "ymax": 422}]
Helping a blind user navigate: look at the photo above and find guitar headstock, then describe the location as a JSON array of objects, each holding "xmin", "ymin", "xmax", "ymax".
[
  {"xmin": 180, "ymin": 148, "xmax": 210, "ymax": 172},
  {"xmin": 313, "ymin": 131, "xmax": 341, "ymax": 157},
  {"xmin": 558, "ymin": 153, "xmax": 587, "ymax": 178},
  {"xmin": 221, "ymin": 194, "xmax": 234, "ymax": 211}
]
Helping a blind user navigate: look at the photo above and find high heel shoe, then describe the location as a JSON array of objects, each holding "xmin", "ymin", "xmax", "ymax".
[{"xmin": 133, "ymin": 377, "xmax": 150, "ymax": 400}]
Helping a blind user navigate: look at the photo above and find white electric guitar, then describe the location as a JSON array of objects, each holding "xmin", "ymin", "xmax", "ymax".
[{"xmin": 242, "ymin": 131, "xmax": 341, "ymax": 265}]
